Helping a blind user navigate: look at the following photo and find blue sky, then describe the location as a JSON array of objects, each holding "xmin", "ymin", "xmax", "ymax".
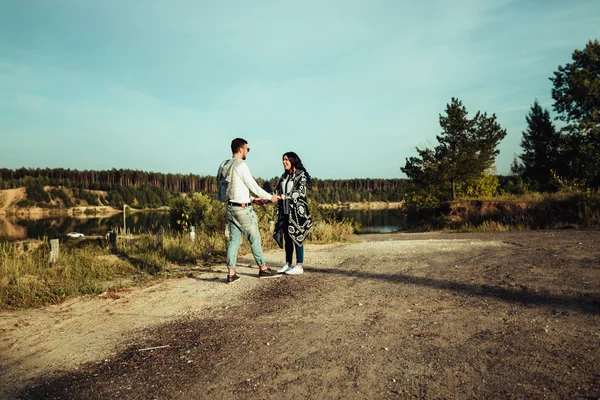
[{"xmin": 1, "ymin": 1, "xmax": 598, "ymax": 180}]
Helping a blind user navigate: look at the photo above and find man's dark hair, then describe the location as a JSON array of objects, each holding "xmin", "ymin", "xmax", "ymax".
[{"xmin": 231, "ymin": 138, "xmax": 247, "ymax": 154}]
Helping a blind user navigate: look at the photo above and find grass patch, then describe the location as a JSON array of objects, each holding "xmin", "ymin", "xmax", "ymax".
[
  {"xmin": 457, "ymin": 192, "xmax": 549, "ymax": 203},
  {"xmin": 452, "ymin": 221, "xmax": 514, "ymax": 233},
  {"xmin": 1, "ymin": 209, "xmax": 355, "ymax": 309},
  {"xmin": 0, "ymin": 240, "xmax": 140, "ymax": 309},
  {"xmin": 309, "ymin": 220, "xmax": 356, "ymax": 242},
  {"xmin": 415, "ymin": 190, "xmax": 600, "ymax": 232}
]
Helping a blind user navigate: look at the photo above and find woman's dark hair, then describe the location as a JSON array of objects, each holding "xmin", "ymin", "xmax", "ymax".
[{"xmin": 283, "ymin": 152, "xmax": 311, "ymax": 183}]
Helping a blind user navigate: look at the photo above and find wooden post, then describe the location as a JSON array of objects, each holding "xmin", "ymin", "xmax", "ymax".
[
  {"xmin": 108, "ymin": 231, "xmax": 117, "ymax": 252},
  {"xmin": 157, "ymin": 227, "xmax": 164, "ymax": 250},
  {"xmin": 123, "ymin": 204, "xmax": 127, "ymax": 235},
  {"xmin": 50, "ymin": 239, "xmax": 59, "ymax": 263}
]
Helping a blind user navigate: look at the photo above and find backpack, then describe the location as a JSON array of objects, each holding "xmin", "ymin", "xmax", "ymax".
[{"xmin": 216, "ymin": 158, "xmax": 243, "ymax": 202}]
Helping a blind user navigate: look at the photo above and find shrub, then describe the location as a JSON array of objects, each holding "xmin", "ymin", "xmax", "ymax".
[
  {"xmin": 169, "ymin": 193, "xmax": 225, "ymax": 233},
  {"xmin": 16, "ymin": 199, "xmax": 35, "ymax": 207},
  {"xmin": 75, "ymin": 189, "xmax": 100, "ymax": 206},
  {"xmin": 49, "ymin": 188, "xmax": 73, "ymax": 207},
  {"xmin": 25, "ymin": 180, "xmax": 50, "ymax": 203}
]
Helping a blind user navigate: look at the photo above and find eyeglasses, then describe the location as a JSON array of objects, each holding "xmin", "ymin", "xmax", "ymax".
[{"xmin": 246, "ymin": 147, "xmax": 250, "ymax": 153}]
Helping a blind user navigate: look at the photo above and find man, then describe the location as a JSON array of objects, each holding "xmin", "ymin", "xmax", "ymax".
[{"xmin": 217, "ymin": 138, "xmax": 281, "ymax": 283}]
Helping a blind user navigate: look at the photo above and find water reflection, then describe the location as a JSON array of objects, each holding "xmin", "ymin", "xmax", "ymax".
[
  {"xmin": 0, "ymin": 212, "xmax": 171, "ymax": 241},
  {"xmin": 336, "ymin": 208, "xmax": 406, "ymax": 233},
  {"xmin": 0, "ymin": 208, "xmax": 406, "ymax": 240}
]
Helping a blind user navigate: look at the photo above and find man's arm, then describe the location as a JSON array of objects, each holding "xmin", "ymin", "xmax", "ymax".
[{"xmin": 237, "ymin": 163, "xmax": 277, "ymax": 201}]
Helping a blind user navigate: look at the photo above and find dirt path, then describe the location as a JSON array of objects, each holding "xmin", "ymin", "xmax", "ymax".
[{"xmin": 1, "ymin": 231, "xmax": 599, "ymax": 399}]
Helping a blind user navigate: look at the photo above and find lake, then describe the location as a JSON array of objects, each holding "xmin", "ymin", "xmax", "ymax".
[
  {"xmin": 0, "ymin": 208, "xmax": 406, "ymax": 240},
  {"xmin": 0, "ymin": 212, "xmax": 172, "ymax": 241},
  {"xmin": 336, "ymin": 208, "xmax": 406, "ymax": 233}
]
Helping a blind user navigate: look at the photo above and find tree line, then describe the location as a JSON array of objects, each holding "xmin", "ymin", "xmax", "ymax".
[
  {"xmin": 0, "ymin": 168, "xmax": 218, "ymax": 194},
  {"xmin": 401, "ymin": 39, "xmax": 600, "ymax": 211},
  {"xmin": 515, "ymin": 39, "xmax": 600, "ymax": 191},
  {"xmin": 0, "ymin": 168, "xmax": 408, "ymax": 208}
]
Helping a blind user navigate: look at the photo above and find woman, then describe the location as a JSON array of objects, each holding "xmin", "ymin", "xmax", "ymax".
[{"xmin": 274, "ymin": 152, "xmax": 313, "ymax": 275}]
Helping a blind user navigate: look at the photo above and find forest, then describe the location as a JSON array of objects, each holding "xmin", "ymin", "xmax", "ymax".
[{"xmin": 0, "ymin": 167, "xmax": 408, "ymax": 208}]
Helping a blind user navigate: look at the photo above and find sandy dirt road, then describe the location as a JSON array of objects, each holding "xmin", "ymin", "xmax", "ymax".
[{"xmin": 1, "ymin": 230, "xmax": 599, "ymax": 399}]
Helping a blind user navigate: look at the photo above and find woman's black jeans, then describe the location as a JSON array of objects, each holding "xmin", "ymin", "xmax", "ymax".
[{"xmin": 283, "ymin": 222, "xmax": 304, "ymax": 265}]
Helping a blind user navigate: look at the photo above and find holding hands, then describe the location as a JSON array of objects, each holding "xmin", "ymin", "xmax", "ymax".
[{"xmin": 253, "ymin": 194, "xmax": 281, "ymax": 206}]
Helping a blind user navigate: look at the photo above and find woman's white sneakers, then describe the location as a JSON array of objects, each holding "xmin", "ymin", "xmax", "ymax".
[
  {"xmin": 277, "ymin": 264, "xmax": 292, "ymax": 274},
  {"xmin": 285, "ymin": 266, "xmax": 304, "ymax": 275},
  {"xmin": 276, "ymin": 264, "xmax": 304, "ymax": 275}
]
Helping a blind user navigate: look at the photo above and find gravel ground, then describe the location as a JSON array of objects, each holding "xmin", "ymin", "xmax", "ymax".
[{"xmin": 2, "ymin": 230, "xmax": 599, "ymax": 399}]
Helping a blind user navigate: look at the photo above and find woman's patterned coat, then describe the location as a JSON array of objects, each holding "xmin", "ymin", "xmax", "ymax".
[{"xmin": 274, "ymin": 170, "xmax": 313, "ymax": 246}]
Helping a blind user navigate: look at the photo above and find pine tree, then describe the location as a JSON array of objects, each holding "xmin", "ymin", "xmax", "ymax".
[
  {"xmin": 550, "ymin": 39, "xmax": 600, "ymax": 186},
  {"xmin": 519, "ymin": 100, "xmax": 561, "ymax": 190},
  {"xmin": 403, "ymin": 98, "xmax": 507, "ymax": 201}
]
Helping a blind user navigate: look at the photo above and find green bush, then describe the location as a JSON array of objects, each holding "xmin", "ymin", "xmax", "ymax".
[
  {"xmin": 170, "ymin": 193, "xmax": 225, "ymax": 232},
  {"xmin": 16, "ymin": 199, "xmax": 35, "ymax": 207},
  {"xmin": 25, "ymin": 179, "xmax": 50, "ymax": 203},
  {"xmin": 75, "ymin": 189, "xmax": 100, "ymax": 206},
  {"xmin": 412, "ymin": 190, "xmax": 600, "ymax": 232},
  {"xmin": 49, "ymin": 188, "xmax": 73, "ymax": 207}
]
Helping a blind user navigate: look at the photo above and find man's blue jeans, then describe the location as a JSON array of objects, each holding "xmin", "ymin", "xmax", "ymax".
[{"xmin": 226, "ymin": 204, "xmax": 265, "ymax": 269}]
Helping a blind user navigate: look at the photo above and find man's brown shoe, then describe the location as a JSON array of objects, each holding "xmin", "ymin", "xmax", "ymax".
[{"xmin": 258, "ymin": 268, "xmax": 281, "ymax": 278}]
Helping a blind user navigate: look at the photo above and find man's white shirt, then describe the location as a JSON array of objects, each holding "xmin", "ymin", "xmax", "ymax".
[{"xmin": 229, "ymin": 161, "xmax": 271, "ymax": 203}]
